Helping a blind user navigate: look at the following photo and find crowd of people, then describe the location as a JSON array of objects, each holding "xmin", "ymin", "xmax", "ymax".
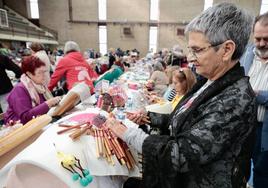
[{"xmin": 0, "ymin": 2, "xmax": 268, "ymax": 188}]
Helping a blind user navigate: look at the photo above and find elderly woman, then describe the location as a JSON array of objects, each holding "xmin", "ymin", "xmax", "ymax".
[
  {"xmin": 147, "ymin": 61, "xmax": 169, "ymax": 96},
  {"xmin": 107, "ymin": 3, "xmax": 257, "ymax": 188},
  {"xmin": 48, "ymin": 41, "xmax": 97, "ymax": 94},
  {"xmin": 29, "ymin": 42, "xmax": 51, "ymax": 86},
  {"xmin": 4, "ymin": 56, "xmax": 61, "ymax": 124}
]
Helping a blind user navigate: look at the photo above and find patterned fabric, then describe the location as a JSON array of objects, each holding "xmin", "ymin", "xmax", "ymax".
[
  {"xmin": 20, "ymin": 74, "xmax": 53, "ymax": 107},
  {"xmin": 172, "ymin": 80, "xmax": 213, "ymax": 117},
  {"xmin": 142, "ymin": 63, "xmax": 257, "ymax": 188},
  {"xmin": 167, "ymin": 88, "xmax": 176, "ymax": 101}
]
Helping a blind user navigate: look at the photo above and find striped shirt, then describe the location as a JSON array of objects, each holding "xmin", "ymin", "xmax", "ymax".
[
  {"xmin": 248, "ymin": 55, "xmax": 268, "ymax": 122},
  {"xmin": 167, "ymin": 88, "xmax": 177, "ymax": 101}
]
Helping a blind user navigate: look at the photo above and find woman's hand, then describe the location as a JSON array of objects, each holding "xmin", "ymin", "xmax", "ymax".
[
  {"xmin": 106, "ymin": 118, "xmax": 127, "ymax": 139},
  {"xmin": 46, "ymin": 96, "xmax": 61, "ymax": 108},
  {"xmin": 145, "ymin": 80, "xmax": 155, "ymax": 91},
  {"xmin": 145, "ymin": 92, "xmax": 160, "ymax": 104},
  {"xmin": 127, "ymin": 111, "xmax": 150, "ymax": 125}
]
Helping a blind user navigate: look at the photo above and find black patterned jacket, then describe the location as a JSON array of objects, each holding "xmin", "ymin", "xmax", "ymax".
[{"xmin": 142, "ymin": 63, "xmax": 257, "ymax": 188}]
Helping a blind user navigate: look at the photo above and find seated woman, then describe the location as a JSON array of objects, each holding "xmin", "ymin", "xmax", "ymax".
[
  {"xmin": 48, "ymin": 41, "xmax": 98, "ymax": 94},
  {"xmin": 4, "ymin": 56, "xmax": 61, "ymax": 124},
  {"xmin": 146, "ymin": 61, "xmax": 168, "ymax": 96}
]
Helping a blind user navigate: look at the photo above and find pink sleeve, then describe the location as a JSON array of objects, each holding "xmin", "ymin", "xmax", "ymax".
[{"xmin": 89, "ymin": 68, "xmax": 98, "ymax": 79}]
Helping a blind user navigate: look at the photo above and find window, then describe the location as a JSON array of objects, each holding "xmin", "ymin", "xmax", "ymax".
[
  {"xmin": 29, "ymin": 0, "xmax": 39, "ymax": 19},
  {"xmin": 149, "ymin": 26, "xmax": 158, "ymax": 53},
  {"xmin": 204, "ymin": 0, "xmax": 213, "ymax": 11},
  {"xmin": 98, "ymin": 0, "xmax": 106, "ymax": 20},
  {"xmin": 177, "ymin": 28, "xmax": 184, "ymax": 36},
  {"xmin": 260, "ymin": 0, "xmax": 268, "ymax": 14},
  {"xmin": 0, "ymin": 9, "xmax": 8, "ymax": 27},
  {"xmin": 123, "ymin": 27, "xmax": 132, "ymax": 35},
  {"xmin": 150, "ymin": 0, "xmax": 159, "ymax": 21},
  {"xmin": 98, "ymin": 0, "xmax": 107, "ymax": 55},
  {"xmin": 99, "ymin": 26, "xmax": 107, "ymax": 55},
  {"xmin": 149, "ymin": 0, "xmax": 158, "ymax": 52}
]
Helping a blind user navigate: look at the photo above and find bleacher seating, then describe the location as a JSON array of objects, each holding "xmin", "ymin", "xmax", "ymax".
[{"xmin": 0, "ymin": 6, "xmax": 57, "ymax": 43}]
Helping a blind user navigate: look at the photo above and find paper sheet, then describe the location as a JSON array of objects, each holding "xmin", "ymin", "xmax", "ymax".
[
  {"xmin": 145, "ymin": 102, "xmax": 173, "ymax": 114},
  {"xmin": 48, "ymin": 82, "xmax": 91, "ymax": 116}
]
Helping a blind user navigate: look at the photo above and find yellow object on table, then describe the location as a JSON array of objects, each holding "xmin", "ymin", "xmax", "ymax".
[{"xmin": 0, "ymin": 114, "xmax": 52, "ymax": 156}]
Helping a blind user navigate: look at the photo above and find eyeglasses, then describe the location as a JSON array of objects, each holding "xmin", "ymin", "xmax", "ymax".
[
  {"xmin": 35, "ymin": 70, "xmax": 48, "ymax": 76},
  {"xmin": 187, "ymin": 42, "xmax": 223, "ymax": 60}
]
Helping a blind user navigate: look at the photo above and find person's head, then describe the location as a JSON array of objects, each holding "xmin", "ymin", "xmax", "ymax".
[
  {"xmin": 153, "ymin": 61, "xmax": 164, "ymax": 72},
  {"xmin": 130, "ymin": 51, "xmax": 138, "ymax": 60},
  {"xmin": 165, "ymin": 65, "xmax": 180, "ymax": 84},
  {"xmin": 172, "ymin": 68, "xmax": 196, "ymax": 95},
  {"xmin": 64, "ymin": 41, "xmax": 80, "ymax": 54},
  {"xmin": 29, "ymin": 42, "xmax": 44, "ymax": 53},
  {"xmin": 22, "ymin": 48, "xmax": 32, "ymax": 56},
  {"xmin": 172, "ymin": 45, "xmax": 183, "ymax": 57},
  {"xmin": 83, "ymin": 51, "xmax": 89, "ymax": 59},
  {"xmin": 161, "ymin": 48, "xmax": 169, "ymax": 57},
  {"xmin": 253, "ymin": 12, "xmax": 268, "ymax": 59},
  {"xmin": 109, "ymin": 48, "xmax": 115, "ymax": 55},
  {"xmin": 21, "ymin": 56, "xmax": 47, "ymax": 85},
  {"xmin": 185, "ymin": 3, "xmax": 253, "ymax": 80},
  {"xmin": 114, "ymin": 60, "xmax": 124, "ymax": 72}
]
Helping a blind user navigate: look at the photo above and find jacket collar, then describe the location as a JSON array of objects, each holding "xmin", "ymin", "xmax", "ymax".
[{"xmin": 171, "ymin": 62, "xmax": 246, "ymax": 133}]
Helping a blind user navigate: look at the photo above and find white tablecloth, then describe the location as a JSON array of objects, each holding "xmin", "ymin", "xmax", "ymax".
[{"xmin": 0, "ymin": 108, "xmax": 141, "ymax": 188}]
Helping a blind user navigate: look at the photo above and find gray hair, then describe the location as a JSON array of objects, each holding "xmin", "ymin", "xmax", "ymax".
[
  {"xmin": 64, "ymin": 41, "xmax": 80, "ymax": 54},
  {"xmin": 253, "ymin": 11, "xmax": 268, "ymax": 32},
  {"xmin": 153, "ymin": 61, "xmax": 164, "ymax": 71},
  {"xmin": 185, "ymin": 3, "xmax": 253, "ymax": 60}
]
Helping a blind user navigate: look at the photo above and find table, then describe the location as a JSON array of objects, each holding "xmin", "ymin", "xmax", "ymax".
[{"xmin": 0, "ymin": 108, "xmax": 140, "ymax": 188}]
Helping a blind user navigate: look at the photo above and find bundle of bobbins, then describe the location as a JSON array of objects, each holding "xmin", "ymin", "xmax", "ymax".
[
  {"xmin": 57, "ymin": 114, "xmax": 137, "ymax": 170},
  {"xmin": 57, "ymin": 123, "xmax": 92, "ymax": 141},
  {"xmin": 93, "ymin": 127, "xmax": 136, "ymax": 170}
]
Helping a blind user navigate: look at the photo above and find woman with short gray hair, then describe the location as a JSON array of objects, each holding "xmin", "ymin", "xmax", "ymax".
[
  {"xmin": 63, "ymin": 41, "xmax": 80, "ymax": 54},
  {"xmin": 185, "ymin": 3, "xmax": 252, "ymax": 62},
  {"xmin": 148, "ymin": 61, "xmax": 169, "ymax": 96},
  {"xmin": 107, "ymin": 3, "xmax": 257, "ymax": 188}
]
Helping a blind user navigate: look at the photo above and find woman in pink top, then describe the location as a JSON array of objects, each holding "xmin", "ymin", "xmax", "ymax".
[{"xmin": 4, "ymin": 56, "xmax": 61, "ymax": 124}]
